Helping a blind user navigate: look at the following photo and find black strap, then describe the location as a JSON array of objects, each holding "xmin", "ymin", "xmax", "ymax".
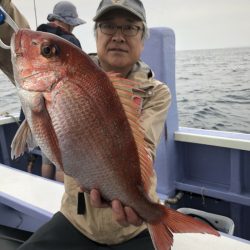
[{"xmin": 77, "ymin": 192, "xmax": 86, "ymax": 215}]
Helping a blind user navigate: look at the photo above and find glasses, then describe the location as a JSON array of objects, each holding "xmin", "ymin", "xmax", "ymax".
[{"xmin": 98, "ymin": 23, "xmax": 143, "ymax": 37}]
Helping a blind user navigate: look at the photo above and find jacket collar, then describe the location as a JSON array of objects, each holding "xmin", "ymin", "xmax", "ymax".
[{"xmin": 88, "ymin": 54, "xmax": 155, "ymax": 89}]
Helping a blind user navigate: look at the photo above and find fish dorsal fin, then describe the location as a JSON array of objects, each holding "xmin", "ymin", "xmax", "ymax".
[{"xmin": 108, "ymin": 72, "xmax": 154, "ymax": 194}]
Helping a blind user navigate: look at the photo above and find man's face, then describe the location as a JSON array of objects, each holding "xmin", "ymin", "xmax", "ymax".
[{"xmin": 96, "ymin": 10, "xmax": 144, "ymax": 75}]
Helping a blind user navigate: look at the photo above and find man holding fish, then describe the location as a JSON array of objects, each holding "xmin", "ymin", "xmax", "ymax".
[{"xmin": 0, "ymin": 0, "xmax": 219, "ymax": 249}]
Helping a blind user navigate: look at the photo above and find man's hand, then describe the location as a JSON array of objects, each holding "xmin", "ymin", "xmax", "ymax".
[{"xmin": 89, "ymin": 189, "xmax": 143, "ymax": 227}]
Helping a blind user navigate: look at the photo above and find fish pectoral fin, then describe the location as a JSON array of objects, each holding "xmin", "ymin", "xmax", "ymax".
[{"xmin": 11, "ymin": 119, "xmax": 35, "ymax": 159}]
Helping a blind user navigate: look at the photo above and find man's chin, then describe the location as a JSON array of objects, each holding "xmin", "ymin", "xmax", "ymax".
[{"xmin": 109, "ymin": 59, "xmax": 128, "ymax": 69}]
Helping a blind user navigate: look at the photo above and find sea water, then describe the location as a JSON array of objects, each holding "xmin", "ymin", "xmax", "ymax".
[
  {"xmin": 176, "ymin": 47, "xmax": 250, "ymax": 134},
  {"xmin": 0, "ymin": 47, "xmax": 249, "ymax": 134}
]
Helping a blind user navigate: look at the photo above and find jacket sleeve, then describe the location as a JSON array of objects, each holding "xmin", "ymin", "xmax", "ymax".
[
  {"xmin": 0, "ymin": 0, "xmax": 30, "ymax": 84},
  {"xmin": 141, "ymin": 81, "xmax": 171, "ymax": 160}
]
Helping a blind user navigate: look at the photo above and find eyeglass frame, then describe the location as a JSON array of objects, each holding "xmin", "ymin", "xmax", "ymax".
[{"xmin": 97, "ymin": 22, "xmax": 144, "ymax": 37}]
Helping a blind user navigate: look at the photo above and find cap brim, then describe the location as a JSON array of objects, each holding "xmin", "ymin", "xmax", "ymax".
[{"xmin": 93, "ymin": 5, "xmax": 145, "ymax": 22}]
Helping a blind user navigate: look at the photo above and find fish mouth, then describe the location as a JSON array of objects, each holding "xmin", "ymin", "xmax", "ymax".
[
  {"xmin": 11, "ymin": 29, "xmax": 23, "ymax": 57},
  {"xmin": 11, "ymin": 29, "xmax": 25, "ymax": 88}
]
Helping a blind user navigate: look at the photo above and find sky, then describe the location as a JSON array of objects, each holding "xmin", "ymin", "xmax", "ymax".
[{"xmin": 12, "ymin": 0, "xmax": 250, "ymax": 52}]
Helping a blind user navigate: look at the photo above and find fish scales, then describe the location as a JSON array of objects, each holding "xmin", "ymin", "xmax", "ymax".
[
  {"xmin": 11, "ymin": 29, "xmax": 220, "ymax": 250},
  {"xmin": 50, "ymin": 80, "xmax": 140, "ymax": 199}
]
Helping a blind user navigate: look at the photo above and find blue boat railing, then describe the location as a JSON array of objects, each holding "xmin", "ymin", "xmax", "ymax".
[{"xmin": 141, "ymin": 27, "xmax": 250, "ymax": 241}]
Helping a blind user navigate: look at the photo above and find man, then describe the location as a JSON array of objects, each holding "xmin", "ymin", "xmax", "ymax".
[{"xmin": 0, "ymin": 0, "xmax": 171, "ymax": 249}]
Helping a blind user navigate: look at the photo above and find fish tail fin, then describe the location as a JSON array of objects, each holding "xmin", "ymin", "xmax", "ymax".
[{"xmin": 148, "ymin": 205, "xmax": 220, "ymax": 250}]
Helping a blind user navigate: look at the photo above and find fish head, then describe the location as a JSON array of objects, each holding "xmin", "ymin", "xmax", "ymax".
[{"xmin": 10, "ymin": 29, "xmax": 82, "ymax": 93}]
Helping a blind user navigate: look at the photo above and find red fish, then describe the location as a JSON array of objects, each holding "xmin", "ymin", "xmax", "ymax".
[{"xmin": 10, "ymin": 29, "xmax": 219, "ymax": 250}]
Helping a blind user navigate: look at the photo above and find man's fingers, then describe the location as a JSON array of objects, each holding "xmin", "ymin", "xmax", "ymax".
[
  {"xmin": 90, "ymin": 189, "xmax": 108, "ymax": 208},
  {"xmin": 79, "ymin": 186, "xmax": 86, "ymax": 192},
  {"xmin": 124, "ymin": 206, "xmax": 143, "ymax": 226},
  {"xmin": 89, "ymin": 191, "xmax": 143, "ymax": 227},
  {"xmin": 112, "ymin": 200, "xmax": 129, "ymax": 227}
]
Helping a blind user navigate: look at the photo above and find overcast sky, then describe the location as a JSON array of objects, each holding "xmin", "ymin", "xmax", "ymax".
[{"xmin": 12, "ymin": 0, "xmax": 250, "ymax": 52}]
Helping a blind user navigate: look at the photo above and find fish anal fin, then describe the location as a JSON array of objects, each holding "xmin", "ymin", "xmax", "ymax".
[{"xmin": 148, "ymin": 222, "xmax": 173, "ymax": 250}]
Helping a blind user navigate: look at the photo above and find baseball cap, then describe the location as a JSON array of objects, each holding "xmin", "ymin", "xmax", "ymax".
[
  {"xmin": 93, "ymin": 0, "xmax": 146, "ymax": 22},
  {"xmin": 47, "ymin": 1, "xmax": 86, "ymax": 27}
]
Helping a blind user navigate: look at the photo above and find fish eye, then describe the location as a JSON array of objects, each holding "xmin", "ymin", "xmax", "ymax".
[{"xmin": 41, "ymin": 44, "xmax": 59, "ymax": 58}]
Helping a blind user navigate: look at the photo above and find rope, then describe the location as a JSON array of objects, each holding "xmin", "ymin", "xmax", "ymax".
[{"xmin": 33, "ymin": 0, "xmax": 38, "ymax": 29}]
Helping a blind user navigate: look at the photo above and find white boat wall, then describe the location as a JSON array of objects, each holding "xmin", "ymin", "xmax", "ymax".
[{"xmin": 0, "ymin": 27, "xmax": 250, "ymax": 246}]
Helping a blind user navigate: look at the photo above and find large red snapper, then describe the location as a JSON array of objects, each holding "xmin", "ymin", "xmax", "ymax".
[{"xmin": 10, "ymin": 29, "xmax": 219, "ymax": 250}]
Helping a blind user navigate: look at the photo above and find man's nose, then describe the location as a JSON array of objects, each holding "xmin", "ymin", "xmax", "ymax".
[{"xmin": 112, "ymin": 27, "xmax": 125, "ymax": 42}]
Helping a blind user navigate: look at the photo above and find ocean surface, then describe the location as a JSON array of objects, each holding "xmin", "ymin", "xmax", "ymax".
[
  {"xmin": 176, "ymin": 47, "xmax": 250, "ymax": 134},
  {"xmin": 0, "ymin": 47, "xmax": 249, "ymax": 134}
]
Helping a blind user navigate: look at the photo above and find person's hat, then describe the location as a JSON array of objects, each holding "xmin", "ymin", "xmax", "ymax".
[
  {"xmin": 47, "ymin": 1, "xmax": 86, "ymax": 27},
  {"xmin": 93, "ymin": 0, "xmax": 146, "ymax": 22}
]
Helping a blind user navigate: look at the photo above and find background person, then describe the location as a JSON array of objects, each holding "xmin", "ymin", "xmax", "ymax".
[{"xmin": 37, "ymin": 0, "xmax": 85, "ymax": 48}]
